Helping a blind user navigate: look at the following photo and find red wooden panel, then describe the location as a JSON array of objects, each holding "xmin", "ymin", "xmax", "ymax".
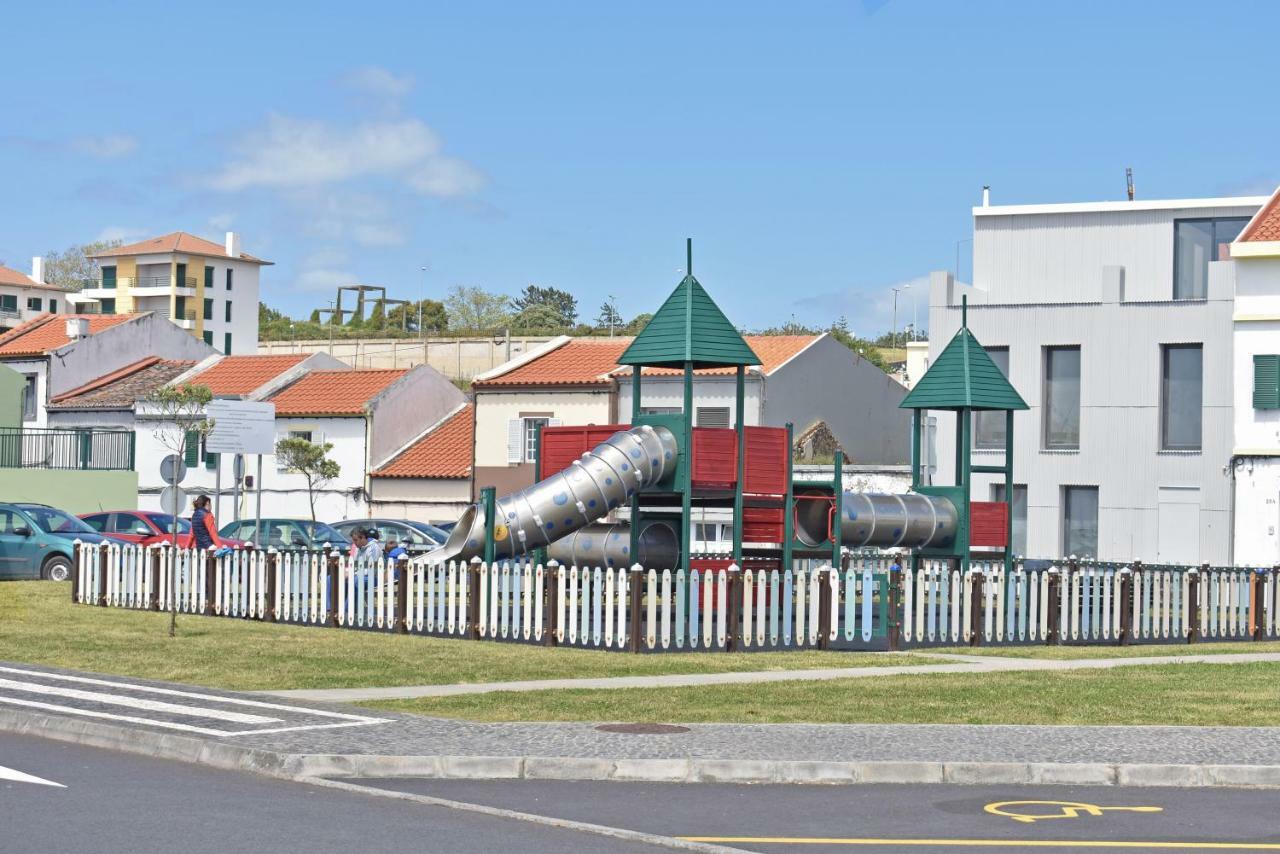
[
  {"xmin": 691, "ymin": 427, "xmax": 737, "ymax": 489},
  {"xmin": 742, "ymin": 506, "xmax": 784, "ymax": 542},
  {"xmin": 538, "ymin": 424, "xmax": 628, "ymax": 475},
  {"xmin": 690, "ymin": 558, "xmax": 734, "ymax": 610},
  {"xmin": 743, "ymin": 426, "xmax": 788, "ymax": 496},
  {"xmin": 970, "ymin": 500, "xmax": 1009, "ymax": 548}
]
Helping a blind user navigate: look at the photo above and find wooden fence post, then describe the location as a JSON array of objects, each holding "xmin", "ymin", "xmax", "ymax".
[
  {"xmin": 816, "ymin": 565, "xmax": 832, "ymax": 651},
  {"xmin": 1251, "ymin": 568, "xmax": 1266, "ymax": 642},
  {"xmin": 96, "ymin": 543, "xmax": 109, "ymax": 606},
  {"xmin": 1118, "ymin": 564, "xmax": 1134, "ymax": 646},
  {"xmin": 1045, "ymin": 568, "xmax": 1061, "ymax": 645},
  {"xmin": 543, "ymin": 561, "xmax": 560, "ymax": 647},
  {"xmin": 203, "ymin": 550, "xmax": 217, "ymax": 616},
  {"xmin": 326, "ymin": 549, "xmax": 341, "ymax": 627},
  {"xmin": 1187, "ymin": 566, "xmax": 1202, "ymax": 644},
  {"xmin": 886, "ymin": 558, "xmax": 902, "ymax": 652},
  {"xmin": 726, "ymin": 568, "xmax": 742, "ymax": 652},
  {"xmin": 968, "ymin": 567, "xmax": 984, "ymax": 647},
  {"xmin": 150, "ymin": 546, "xmax": 163, "ymax": 611},
  {"xmin": 264, "ymin": 551, "xmax": 278, "ymax": 622},
  {"xmin": 395, "ymin": 558, "xmax": 409, "ymax": 634},
  {"xmin": 71, "ymin": 542, "xmax": 81, "ymax": 603},
  {"xmin": 467, "ymin": 558, "xmax": 482, "ymax": 640},
  {"xmin": 628, "ymin": 567, "xmax": 644, "ymax": 654}
]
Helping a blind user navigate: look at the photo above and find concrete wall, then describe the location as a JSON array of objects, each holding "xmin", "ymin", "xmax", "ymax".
[
  {"xmin": 48, "ymin": 313, "xmax": 214, "ymax": 398},
  {"xmin": 765, "ymin": 335, "xmax": 910, "ymax": 465},
  {"xmin": 618, "ymin": 376, "xmax": 763, "ymax": 426},
  {"xmin": 3, "ymin": 359, "xmax": 47, "ymax": 427},
  {"xmin": 473, "ymin": 388, "xmax": 614, "ymax": 469},
  {"xmin": 367, "ymin": 365, "xmax": 466, "ymax": 471},
  {"xmin": 368, "ymin": 477, "xmax": 472, "ymax": 524},
  {"xmin": 257, "ymin": 335, "xmax": 555, "ymax": 380},
  {"xmin": 0, "ymin": 469, "xmax": 138, "ymax": 514},
  {"xmin": 0, "ymin": 363, "xmax": 25, "ymax": 428}
]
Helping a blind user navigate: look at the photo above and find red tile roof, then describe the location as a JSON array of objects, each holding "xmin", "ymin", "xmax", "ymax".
[
  {"xmin": 473, "ymin": 335, "xmax": 821, "ymax": 388},
  {"xmin": 0, "ymin": 265, "xmax": 70, "ymax": 292},
  {"xmin": 268, "ymin": 369, "xmax": 408, "ymax": 416},
  {"xmin": 90, "ymin": 231, "xmax": 272, "ymax": 265},
  {"xmin": 1239, "ymin": 188, "xmax": 1280, "ymax": 242},
  {"xmin": 0, "ymin": 313, "xmax": 137, "ymax": 357},
  {"xmin": 186, "ymin": 354, "xmax": 309, "ymax": 396},
  {"xmin": 48, "ymin": 357, "xmax": 196, "ymax": 409},
  {"xmin": 373, "ymin": 404, "xmax": 473, "ymax": 479}
]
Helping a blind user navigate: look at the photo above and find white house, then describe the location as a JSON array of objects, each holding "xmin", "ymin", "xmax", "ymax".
[
  {"xmin": 369, "ymin": 402, "xmax": 474, "ymax": 524},
  {"xmin": 929, "ymin": 190, "xmax": 1267, "ymax": 564},
  {"xmin": 0, "ymin": 260, "xmax": 71, "ymax": 332}
]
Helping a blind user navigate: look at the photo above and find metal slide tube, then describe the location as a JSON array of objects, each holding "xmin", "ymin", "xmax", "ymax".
[
  {"xmin": 794, "ymin": 490, "xmax": 958, "ymax": 550},
  {"xmin": 547, "ymin": 521, "xmax": 679, "ymax": 569},
  {"xmin": 430, "ymin": 425, "xmax": 678, "ymax": 564}
]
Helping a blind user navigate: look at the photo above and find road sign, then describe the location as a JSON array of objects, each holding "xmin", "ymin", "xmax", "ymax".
[
  {"xmin": 160, "ymin": 454, "xmax": 186, "ymax": 484},
  {"xmin": 160, "ymin": 485, "xmax": 187, "ymax": 516},
  {"xmin": 232, "ymin": 453, "xmax": 245, "ymax": 481},
  {"xmin": 206, "ymin": 400, "xmax": 276, "ymax": 455}
]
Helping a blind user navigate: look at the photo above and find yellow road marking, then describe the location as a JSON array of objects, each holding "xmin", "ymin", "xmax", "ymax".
[
  {"xmin": 985, "ymin": 800, "xmax": 1164, "ymax": 824},
  {"xmin": 678, "ymin": 838, "xmax": 1280, "ymax": 850}
]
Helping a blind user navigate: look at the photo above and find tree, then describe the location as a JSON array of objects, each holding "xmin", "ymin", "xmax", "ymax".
[
  {"xmin": 511, "ymin": 285, "xmax": 577, "ymax": 327},
  {"xmin": 444, "ymin": 285, "xmax": 510, "ymax": 331},
  {"xmin": 275, "ymin": 437, "xmax": 341, "ymax": 523},
  {"xmin": 308, "ymin": 309, "xmax": 321, "ymax": 324},
  {"xmin": 42, "ymin": 239, "xmax": 123, "ymax": 290},
  {"xmin": 624, "ymin": 312, "xmax": 653, "ymax": 334},
  {"xmin": 596, "ymin": 298, "xmax": 623, "ymax": 335},
  {"xmin": 144, "ymin": 383, "xmax": 215, "ymax": 638},
  {"xmin": 510, "ymin": 303, "xmax": 567, "ymax": 332},
  {"xmin": 259, "ymin": 303, "xmax": 287, "ymax": 324},
  {"xmin": 388, "ymin": 299, "xmax": 448, "ymax": 334}
]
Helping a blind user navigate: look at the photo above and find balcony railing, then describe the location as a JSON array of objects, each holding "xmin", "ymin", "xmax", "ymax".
[
  {"xmin": 0, "ymin": 427, "xmax": 135, "ymax": 471},
  {"xmin": 91, "ymin": 277, "xmax": 198, "ymax": 290}
]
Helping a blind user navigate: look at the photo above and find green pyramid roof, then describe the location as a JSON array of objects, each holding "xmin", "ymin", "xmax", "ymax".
[
  {"xmin": 900, "ymin": 325, "xmax": 1028, "ymax": 411},
  {"xmin": 618, "ymin": 266, "xmax": 760, "ymax": 369}
]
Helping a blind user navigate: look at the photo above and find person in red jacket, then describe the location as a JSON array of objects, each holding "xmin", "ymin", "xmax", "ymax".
[{"xmin": 190, "ymin": 495, "xmax": 227, "ymax": 553}]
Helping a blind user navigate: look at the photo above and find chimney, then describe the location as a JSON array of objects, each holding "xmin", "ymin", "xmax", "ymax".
[
  {"xmin": 225, "ymin": 231, "xmax": 240, "ymax": 259},
  {"xmin": 31, "ymin": 256, "xmax": 44, "ymax": 284},
  {"xmin": 65, "ymin": 317, "xmax": 90, "ymax": 340},
  {"xmin": 981, "ymin": 186, "xmax": 990, "ymax": 207}
]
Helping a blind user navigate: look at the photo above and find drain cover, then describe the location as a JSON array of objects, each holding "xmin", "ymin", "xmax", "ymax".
[{"xmin": 594, "ymin": 723, "xmax": 690, "ymax": 735}]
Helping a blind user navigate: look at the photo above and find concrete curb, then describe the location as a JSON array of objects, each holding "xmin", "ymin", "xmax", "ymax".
[{"xmin": 6, "ymin": 707, "xmax": 1280, "ymax": 790}]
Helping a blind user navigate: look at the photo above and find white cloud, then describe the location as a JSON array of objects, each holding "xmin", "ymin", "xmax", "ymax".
[
  {"xmin": 207, "ymin": 115, "xmax": 483, "ymax": 198},
  {"xmin": 341, "ymin": 66, "xmax": 414, "ymax": 101},
  {"xmin": 793, "ymin": 273, "xmax": 933, "ymax": 337},
  {"xmin": 294, "ymin": 250, "xmax": 358, "ymax": 293},
  {"xmin": 295, "ymin": 190, "xmax": 406, "ymax": 247},
  {"xmin": 95, "ymin": 226, "xmax": 149, "ymax": 244},
  {"xmin": 207, "ymin": 213, "xmax": 236, "ymax": 231},
  {"xmin": 72, "ymin": 134, "xmax": 138, "ymax": 159}
]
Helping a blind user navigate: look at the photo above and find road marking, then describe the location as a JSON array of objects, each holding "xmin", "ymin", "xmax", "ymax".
[
  {"xmin": 985, "ymin": 800, "xmax": 1164, "ymax": 824},
  {"xmin": 678, "ymin": 839, "xmax": 1280, "ymax": 850},
  {"xmin": 0, "ymin": 695, "xmax": 245, "ymax": 736},
  {"xmin": 0, "ymin": 763, "xmax": 65, "ymax": 788},
  {"xmin": 0, "ymin": 678, "xmax": 281, "ymax": 725}
]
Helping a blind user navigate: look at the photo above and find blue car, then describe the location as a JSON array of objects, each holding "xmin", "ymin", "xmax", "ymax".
[{"xmin": 0, "ymin": 502, "xmax": 125, "ymax": 581}]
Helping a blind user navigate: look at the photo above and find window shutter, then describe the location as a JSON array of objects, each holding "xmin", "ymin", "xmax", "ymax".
[
  {"xmin": 1255, "ymin": 355, "xmax": 1280, "ymax": 410},
  {"xmin": 205, "ymin": 451, "xmax": 219, "ymax": 471},
  {"xmin": 184, "ymin": 431, "xmax": 200, "ymax": 467},
  {"xmin": 507, "ymin": 419, "xmax": 524, "ymax": 463}
]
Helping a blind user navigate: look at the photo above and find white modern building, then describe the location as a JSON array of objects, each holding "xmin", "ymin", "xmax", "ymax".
[
  {"xmin": 930, "ymin": 190, "xmax": 1268, "ymax": 564},
  {"xmin": 0, "ymin": 260, "xmax": 71, "ymax": 332}
]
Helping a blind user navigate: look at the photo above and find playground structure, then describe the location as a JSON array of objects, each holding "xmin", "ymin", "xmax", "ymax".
[{"xmin": 435, "ymin": 241, "xmax": 1028, "ymax": 578}]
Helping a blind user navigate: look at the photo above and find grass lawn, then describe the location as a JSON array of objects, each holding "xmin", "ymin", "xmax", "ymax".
[
  {"xmin": 932, "ymin": 641, "xmax": 1280, "ymax": 659},
  {"xmin": 370, "ymin": 662, "xmax": 1280, "ymax": 726},
  {"xmin": 0, "ymin": 582, "xmax": 920, "ymax": 691}
]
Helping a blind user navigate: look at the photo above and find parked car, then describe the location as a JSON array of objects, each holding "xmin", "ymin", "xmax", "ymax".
[
  {"xmin": 218, "ymin": 518, "xmax": 352, "ymax": 551},
  {"xmin": 331, "ymin": 518, "xmax": 449, "ymax": 558},
  {"xmin": 80, "ymin": 510, "xmax": 249, "ymax": 550},
  {"xmin": 0, "ymin": 502, "xmax": 126, "ymax": 581}
]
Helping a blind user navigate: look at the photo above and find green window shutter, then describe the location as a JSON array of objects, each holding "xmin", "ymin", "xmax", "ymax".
[
  {"xmin": 204, "ymin": 266, "xmax": 214, "ymax": 288},
  {"xmin": 102, "ymin": 266, "xmax": 117, "ymax": 289},
  {"xmin": 224, "ymin": 333, "xmax": 232, "ymax": 354},
  {"xmin": 203, "ymin": 298, "xmax": 214, "ymax": 320},
  {"xmin": 184, "ymin": 431, "xmax": 200, "ymax": 468},
  {"xmin": 1254, "ymin": 355, "xmax": 1280, "ymax": 410},
  {"xmin": 205, "ymin": 451, "xmax": 219, "ymax": 471},
  {"xmin": 225, "ymin": 302, "xmax": 232, "ymax": 322},
  {"xmin": 203, "ymin": 331, "xmax": 213, "ymax": 346}
]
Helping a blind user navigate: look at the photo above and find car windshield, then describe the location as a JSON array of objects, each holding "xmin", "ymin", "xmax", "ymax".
[
  {"xmin": 20, "ymin": 506, "xmax": 97, "ymax": 535},
  {"xmin": 304, "ymin": 521, "xmax": 349, "ymax": 544},
  {"xmin": 406, "ymin": 521, "xmax": 448, "ymax": 545},
  {"xmin": 145, "ymin": 514, "xmax": 191, "ymax": 534}
]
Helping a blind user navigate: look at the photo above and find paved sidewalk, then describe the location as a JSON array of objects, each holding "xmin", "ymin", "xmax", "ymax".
[
  {"xmin": 3, "ymin": 661, "xmax": 1280, "ymax": 789},
  {"xmin": 265, "ymin": 650, "xmax": 1280, "ymax": 702}
]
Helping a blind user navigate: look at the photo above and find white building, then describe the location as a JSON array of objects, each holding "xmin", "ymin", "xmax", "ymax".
[
  {"xmin": 931, "ymin": 191, "xmax": 1267, "ymax": 564},
  {"xmin": 369, "ymin": 402, "xmax": 475, "ymax": 524},
  {"xmin": 0, "ymin": 260, "xmax": 71, "ymax": 332},
  {"xmin": 76, "ymin": 232, "xmax": 269, "ymax": 354}
]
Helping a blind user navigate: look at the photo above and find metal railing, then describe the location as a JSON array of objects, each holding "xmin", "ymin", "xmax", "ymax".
[
  {"xmin": 0, "ymin": 427, "xmax": 135, "ymax": 471},
  {"xmin": 91, "ymin": 277, "xmax": 198, "ymax": 290}
]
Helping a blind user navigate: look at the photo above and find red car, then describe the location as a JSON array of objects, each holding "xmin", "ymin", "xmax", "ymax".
[{"xmin": 79, "ymin": 511, "xmax": 247, "ymax": 549}]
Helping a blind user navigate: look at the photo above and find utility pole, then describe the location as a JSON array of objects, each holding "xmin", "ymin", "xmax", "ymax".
[
  {"xmin": 327, "ymin": 300, "xmax": 335, "ymax": 356},
  {"xmin": 419, "ymin": 265, "xmax": 428, "ymax": 340}
]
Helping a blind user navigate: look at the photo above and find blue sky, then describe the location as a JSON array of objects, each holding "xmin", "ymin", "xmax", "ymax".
[{"xmin": 2, "ymin": 0, "xmax": 1276, "ymax": 336}]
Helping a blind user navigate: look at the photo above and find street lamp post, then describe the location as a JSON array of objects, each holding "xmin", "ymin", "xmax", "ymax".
[
  {"xmin": 891, "ymin": 284, "xmax": 910, "ymax": 350},
  {"xmin": 418, "ymin": 265, "xmax": 429, "ymax": 340}
]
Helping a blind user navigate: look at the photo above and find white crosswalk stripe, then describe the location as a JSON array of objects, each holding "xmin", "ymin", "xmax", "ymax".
[{"xmin": 0, "ymin": 678, "xmax": 280, "ymax": 724}]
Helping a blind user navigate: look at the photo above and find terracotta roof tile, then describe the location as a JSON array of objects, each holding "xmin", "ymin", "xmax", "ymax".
[
  {"xmin": 268, "ymin": 369, "xmax": 409, "ymax": 416},
  {"xmin": 0, "ymin": 265, "xmax": 71, "ymax": 292},
  {"xmin": 186, "ymin": 354, "xmax": 309, "ymax": 396},
  {"xmin": 373, "ymin": 404, "xmax": 473, "ymax": 479},
  {"xmin": 90, "ymin": 231, "xmax": 272, "ymax": 265},
  {"xmin": 0, "ymin": 313, "xmax": 138, "ymax": 357},
  {"xmin": 473, "ymin": 335, "xmax": 821, "ymax": 388},
  {"xmin": 1239, "ymin": 188, "xmax": 1280, "ymax": 242},
  {"xmin": 48, "ymin": 358, "xmax": 196, "ymax": 409}
]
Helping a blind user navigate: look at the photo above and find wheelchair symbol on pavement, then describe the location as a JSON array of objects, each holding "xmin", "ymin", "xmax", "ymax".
[{"xmin": 985, "ymin": 800, "xmax": 1164, "ymax": 824}]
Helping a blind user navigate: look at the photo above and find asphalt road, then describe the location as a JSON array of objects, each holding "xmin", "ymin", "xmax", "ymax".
[
  {"xmin": 359, "ymin": 777, "xmax": 1280, "ymax": 853},
  {"xmin": 0, "ymin": 733, "xmax": 669, "ymax": 854}
]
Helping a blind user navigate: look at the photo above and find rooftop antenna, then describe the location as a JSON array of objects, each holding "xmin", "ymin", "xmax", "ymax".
[
  {"xmin": 686, "ymin": 237, "xmax": 692, "ymax": 276},
  {"xmin": 961, "ymin": 294, "xmax": 968, "ymax": 329},
  {"xmin": 1126, "ymin": 167, "xmax": 1135, "ymax": 201}
]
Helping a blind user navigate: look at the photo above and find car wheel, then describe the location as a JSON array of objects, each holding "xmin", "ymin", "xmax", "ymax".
[{"xmin": 42, "ymin": 554, "xmax": 72, "ymax": 582}]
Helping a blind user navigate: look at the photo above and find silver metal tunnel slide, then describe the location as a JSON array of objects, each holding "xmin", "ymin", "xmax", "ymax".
[{"xmin": 793, "ymin": 489, "xmax": 958, "ymax": 551}]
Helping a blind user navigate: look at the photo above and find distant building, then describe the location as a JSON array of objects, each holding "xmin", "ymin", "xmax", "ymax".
[
  {"xmin": 75, "ymin": 232, "xmax": 271, "ymax": 354},
  {"xmin": 369, "ymin": 402, "xmax": 474, "ymax": 523},
  {"xmin": 0, "ymin": 260, "xmax": 71, "ymax": 332}
]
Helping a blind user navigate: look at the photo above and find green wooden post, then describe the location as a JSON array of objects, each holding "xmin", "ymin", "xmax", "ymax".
[
  {"xmin": 681, "ymin": 361, "xmax": 693, "ymax": 573},
  {"xmin": 832, "ymin": 449, "xmax": 843, "ymax": 568},
  {"xmin": 911, "ymin": 409, "xmax": 922, "ymax": 490},
  {"xmin": 1004, "ymin": 408, "xmax": 1014, "ymax": 576},
  {"xmin": 481, "ymin": 486, "xmax": 496, "ymax": 564},
  {"xmin": 630, "ymin": 365, "xmax": 642, "ymax": 565},
  {"xmin": 959, "ymin": 407, "xmax": 972, "ymax": 576},
  {"xmin": 783, "ymin": 422, "xmax": 794, "ymax": 572},
  {"xmin": 732, "ymin": 365, "xmax": 745, "ymax": 563}
]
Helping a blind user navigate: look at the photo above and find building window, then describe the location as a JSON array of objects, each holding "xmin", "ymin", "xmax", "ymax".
[
  {"xmin": 100, "ymin": 298, "xmax": 116, "ymax": 315},
  {"xmin": 203, "ymin": 331, "xmax": 213, "ymax": 346},
  {"xmin": 991, "ymin": 484, "xmax": 1028, "ymax": 557},
  {"xmin": 289, "ymin": 429, "xmax": 313, "ymax": 443},
  {"xmin": 203, "ymin": 298, "xmax": 214, "ymax": 321},
  {"xmin": 696, "ymin": 406, "xmax": 731, "ymax": 428},
  {"xmin": 49, "ymin": 300, "xmax": 57, "ymax": 313},
  {"xmin": 225, "ymin": 301, "xmax": 232, "ymax": 323},
  {"xmin": 224, "ymin": 333, "xmax": 232, "ymax": 354},
  {"xmin": 204, "ymin": 266, "xmax": 214, "ymax": 289},
  {"xmin": 0, "ymin": 294, "xmax": 16, "ymax": 313},
  {"xmin": 26, "ymin": 297, "xmax": 42, "ymax": 312},
  {"xmin": 974, "ymin": 346, "xmax": 1010, "ymax": 449},
  {"xmin": 1254, "ymin": 354, "xmax": 1280, "ymax": 410},
  {"xmin": 101, "ymin": 266, "xmax": 116, "ymax": 290},
  {"xmin": 640, "ymin": 406, "xmax": 681, "ymax": 416},
  {"xmin": 21, "ymin": 374, "xmax": 37, "ymax": 421},
  {"xmin": 1042, "ymin": 346, "xmax": 1081, "ymax": 449},
  {"xmin": 524, "ymin": 417, "xmax": 549, "ymax": 462},
  {"xmin": 174, "ymin": 295, "xmax": 187, "ymax": 319},
  {"xmin": 1173, "ymin": 217, "xmax": 1250, "ymax": 300},
  {"xmin": 226, "ymin": 269, "xmax": 233, "ymax": 291},
  {"xmin": 1062, "ymin": 486, "xmax": 1098, "ymax": 558},
  {"xmin": 1160, "ymin": 344, "xmax": 1203, "ymax": 450}
]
